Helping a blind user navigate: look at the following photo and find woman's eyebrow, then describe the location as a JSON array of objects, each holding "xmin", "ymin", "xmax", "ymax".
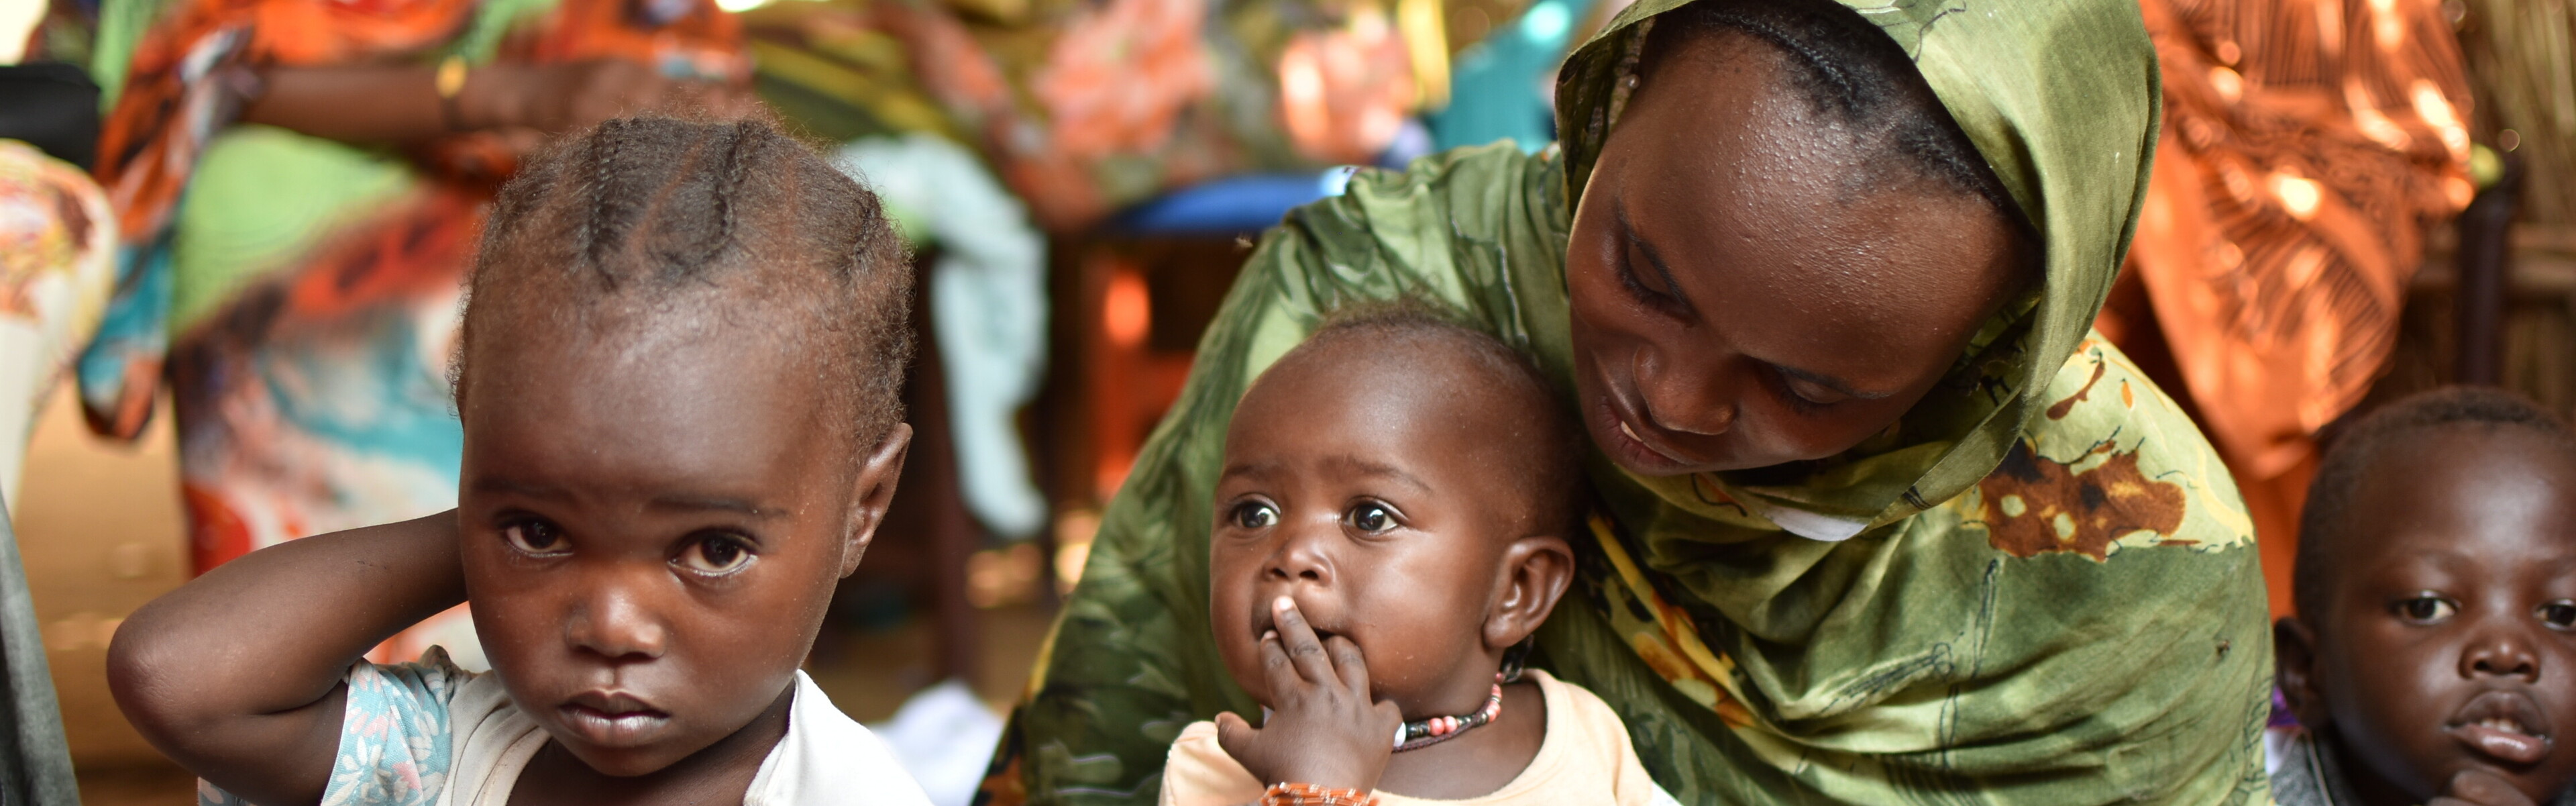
[{"xmin": 1773, "ymin": 363, "xmax": 1894, "ymax": 401}]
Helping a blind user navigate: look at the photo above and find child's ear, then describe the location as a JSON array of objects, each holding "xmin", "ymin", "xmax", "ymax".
[
  {"xmin": 838, "ymin": 423, "xmax": 913, "ymax": 579},
  {"xmin": 2275, "ymin": 615, "xmax": 2328, "ymax": 729},
  {"xmin": 1483, "ymin": 535, "xmax": 1575, "ymax": 653}
]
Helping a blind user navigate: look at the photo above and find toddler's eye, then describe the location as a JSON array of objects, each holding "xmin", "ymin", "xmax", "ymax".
[
  {"xmin": 1230, "ymin": 502, "xmax": 1279, "ymax": 530},
  {"xmin": 2397, "ymin": 593, "xmax": 2458, "ymax": 623},
  {"xmin": 2537, "ymin": 600, "xmax": 2576, "ymax": 630},
  {"xmin": 500, "ymin": 519, "xmax": 567, "ymax": 556},
  {"xmin": 676, "ymin": 534, "xmax": 755, "ymax": 575},
  {"xmin": 1346, "ymin": 503, "xmax": 1395, "ymax": 534}
]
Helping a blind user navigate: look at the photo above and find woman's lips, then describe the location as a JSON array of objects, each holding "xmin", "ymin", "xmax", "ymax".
[
  {"xmin": 1619, "ymin": 421, "xmax": 1690, "ymax": 464},
  {"xmin": 1594, "ymin": 392, "xmax": 1699, "ymax": 472},
  {"xmin": 2449, "ymin": 689, "xmax": 2555, "ymax": 766},
  {"xmin": 559, "ymin": 691, "xmax": 673, "ymax": 748}
]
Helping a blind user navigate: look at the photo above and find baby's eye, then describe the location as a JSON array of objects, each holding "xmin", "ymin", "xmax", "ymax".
[
  {"xmin": 2536, "ymin": 600, "xmax": 2576, "ymax": 630},
  {"xmin": 675, "ymin": 534, "xmax": 755, "ymax": 575},
  {"xmin": 1346, "ymin": 503, "xmax": 1395, "ymax": 534},
  {"xmin": 1230, "ymin": 502, "xmax": 1279, "ymax": 530},
  {"xmin": 2397, "ymin": 592, "xmax": 2459, "ymax": 623},
  {"xmin": 500, "ymin": 519, "xmax": 567, "ymax": 556}
]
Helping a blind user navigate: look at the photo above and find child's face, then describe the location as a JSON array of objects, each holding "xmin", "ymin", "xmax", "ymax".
[
  {"xmin": 455, "ymin": 315, "xmax": 901, "ymax": 776},
  {"xmin": 1210, "ymin": 344, "xmax": 1566, "ymax": 717},
  {"xmin": 2284, "ymin": 427, "xmax": 2576, "ymax": 802}
]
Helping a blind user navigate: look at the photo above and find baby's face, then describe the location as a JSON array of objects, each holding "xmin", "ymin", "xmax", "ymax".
[
  {"xmin": 1209, "ymin": 346, "xmax": 1545, "ymax": 717},
  {"xmin": 455, "ymin": 316, "xmax": 868, "ymax": 776},
  {"xmin": 2302, "ymin": 427, "xmax": 2576, "ymax": 801}
]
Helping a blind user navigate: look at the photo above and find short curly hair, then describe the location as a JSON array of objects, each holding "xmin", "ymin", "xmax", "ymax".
[
  {"xmin": 1287, "ymin": 299, "xmax": 1588, "ymax": 538},
  {"xmin": 2295, "ymin": 387, "xmax": 2576, "ymax": 619},
  {"xmin": 453, "ymin": 115, "xmax": 914, "ymax": 459}
]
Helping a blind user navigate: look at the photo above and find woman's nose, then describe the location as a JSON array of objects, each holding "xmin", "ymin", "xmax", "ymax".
[
  {"xmin": 1633, "ymin": 346, "xmax": 1736, "ymax": 436},
  {"xmin": 565, "ymin": 582, "xmax": 667, "ymax": 662},
  {"xmin": 2461, "ymin": 626, "xmax": 2542, "ymax": 681}
]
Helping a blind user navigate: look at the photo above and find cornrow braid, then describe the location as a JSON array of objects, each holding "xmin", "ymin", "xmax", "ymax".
[
  {"xmin": 581, "ymin": 117, "xmax": 634, "ymax": 281},
  {"xmin": 458, "ymin": 114, "xmax": 915, "ymax": 463},
  {"xmin": 712, "ymin": 118, "xmax": 755, "ymax": 270}
]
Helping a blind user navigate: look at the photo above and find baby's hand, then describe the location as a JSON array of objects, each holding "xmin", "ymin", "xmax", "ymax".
[
  {"xmin": 1214, "ymin": 597, "xmax": 1401, "ymax": 793},
  {"xmin": 2428, "ymin": 769, "xmax": 2538, "ymax": 806}
]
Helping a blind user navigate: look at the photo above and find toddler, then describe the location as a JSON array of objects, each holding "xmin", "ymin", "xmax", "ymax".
[
  {"xmin": 2273, "ymin": 387, "xmax": 2576, "ymax": 806},
  {"xmin": 107, "ymin": 116, "xmax": 932, "ymax": 805},
  {"xmin": 1159, "ymin": 306, "xmax": 1672, "ymax": 805}
]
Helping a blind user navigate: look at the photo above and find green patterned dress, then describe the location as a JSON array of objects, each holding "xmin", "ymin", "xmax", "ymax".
[{"xmin": 980, "ymin": 1, "xmax": 2275, "ymax": 803}]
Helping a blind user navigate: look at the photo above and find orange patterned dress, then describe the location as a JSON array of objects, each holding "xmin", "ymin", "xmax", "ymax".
[{"xmin": 2106, "ymin": 0, "xmax": 2474, "ymax": 615}]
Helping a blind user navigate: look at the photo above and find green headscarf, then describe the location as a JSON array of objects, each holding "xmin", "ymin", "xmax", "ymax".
[
  {"xmin": 986, "ymin": 1, "xmax": 2271, "ymax": 803},
  {"xmin": 1558, "ymin": 0, "xmax": 2161, "ymax": 537}
]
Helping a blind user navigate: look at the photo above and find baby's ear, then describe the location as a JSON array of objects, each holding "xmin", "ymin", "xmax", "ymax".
[
  {"xmin": 2275, "ymin": 616, "xmax": 2328, "ymax": 729},
  {"xmin": 1483, "ymin": 535, "xmax": 1575, "ymax": 652},
  {"xmin": 838, "ymin": 423, "xmax": 913, "ymax": 579}
]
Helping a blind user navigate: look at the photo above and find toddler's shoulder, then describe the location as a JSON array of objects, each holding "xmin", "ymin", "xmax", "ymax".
[
  {"xmin": 197, "ymin": 646, "xmax": 488, "ymax": 806},
  {"xmin": 1527, "ymin": 671, "xmax": 1680, "ymax": 806},
  {"xmin": 1532, "ymin": 670, "xmax": 1630, "ymax": 742},
  {"xmin": 1159, "ymin": 720, "xmax": 1263, "ymax": 806}
]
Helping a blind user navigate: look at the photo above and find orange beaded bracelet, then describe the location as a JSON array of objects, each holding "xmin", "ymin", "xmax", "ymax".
[{"xmin": 1260, "ymin": 783, "xmax": 1378, "ymax": 806}]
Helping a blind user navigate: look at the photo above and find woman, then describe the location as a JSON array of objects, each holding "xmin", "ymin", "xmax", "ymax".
[
  {"xmin": 985, "ymin": 0, "xmax": 2271, "ymax": 803},
  {"xmin": 83, "ymin": 0, "xmax": 749, "ymax": 664}
]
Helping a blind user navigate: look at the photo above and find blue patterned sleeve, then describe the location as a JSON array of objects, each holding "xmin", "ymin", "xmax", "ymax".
[{"xmin": 195, "ymin": 646, "xmax": 474, "ymax": 806}]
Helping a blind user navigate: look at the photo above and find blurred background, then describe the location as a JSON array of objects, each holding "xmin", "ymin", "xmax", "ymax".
[{"xmin": 3, "ymin": 0, "xmax": 2576, "ymax": 802}]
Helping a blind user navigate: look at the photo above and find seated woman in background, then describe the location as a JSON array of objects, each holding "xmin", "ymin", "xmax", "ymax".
[
  {"xmin": 81, "ymin": 0, "xmax": 751, "ymax": 664},
  {"xmin": 984, "ymin": 0, "xmax": 2273, "ymax": 803}
]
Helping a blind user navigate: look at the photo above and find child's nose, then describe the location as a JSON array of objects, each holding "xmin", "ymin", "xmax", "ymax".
[
  {"xmin": 1263, "ymin": 526, "xmax": 1332, "ymax": 585},
  {"xmin": 2461, "ymin": 630, "xmax": 2542, "ymax": 681},
  {"xmin": 565, "ymin": 585, "xmax": 669, "ymax": 661}
]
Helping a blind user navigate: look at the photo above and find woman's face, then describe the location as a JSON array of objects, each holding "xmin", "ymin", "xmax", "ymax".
[{"xmin": 1564, "ymin": 34, "xmax": 2026, "ymax": 476}]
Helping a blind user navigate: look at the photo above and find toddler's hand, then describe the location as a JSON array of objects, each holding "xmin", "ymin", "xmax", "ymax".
[
  {"xmin": 2428, "ymin": 769, "xmax": 2538, "ymax": 806},
  {"xmin": 1214, "ymin": 597, "xmax": 1400, "ymax": 793}
]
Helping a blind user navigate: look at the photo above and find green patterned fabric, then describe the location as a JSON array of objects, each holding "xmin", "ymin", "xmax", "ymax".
[{"xmin": 985, "ymin": 1, "xmax": 2273, "ymax": 804}]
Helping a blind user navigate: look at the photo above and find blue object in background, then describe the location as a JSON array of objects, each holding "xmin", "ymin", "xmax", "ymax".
[
  {"xmin": 1112, "ymin": 168, "xmax": 1360, "ymax": 236},
  {"xmin": 1116, "ymin": 1, "xmax": 1595, "ymax": 238},
  {"xmin": 1428, "ymin": 0, "xmax": 1594, "ymax": 152}
]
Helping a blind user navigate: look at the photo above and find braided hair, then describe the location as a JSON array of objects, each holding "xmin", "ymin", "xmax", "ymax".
[{"xmin": 455, "ymin": 115, "xmax": 914, "ymax": 456}]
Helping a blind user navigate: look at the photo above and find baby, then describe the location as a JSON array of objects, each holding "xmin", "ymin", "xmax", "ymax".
[
  {"xmin": 2273, "ymin": 387, "xmax": 2576, "ymax": 806},
  {"xmin": 107, "ymin": 117, "xmax": 932, "ymax": 805},
  {"xmin": 1159, "ymin": 305, "xmax": 1670, "ymax": 805}
]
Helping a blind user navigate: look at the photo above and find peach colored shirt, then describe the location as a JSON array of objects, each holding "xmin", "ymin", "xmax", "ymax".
[{"xmin": 1158, "ymin": 670, "xmax": 1675, "ymax": 806}]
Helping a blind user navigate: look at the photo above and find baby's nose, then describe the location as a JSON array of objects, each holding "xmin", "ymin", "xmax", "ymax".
[{"xmin": 1263, "ymin": 533, "xmax": 1331, "ymax": 584}]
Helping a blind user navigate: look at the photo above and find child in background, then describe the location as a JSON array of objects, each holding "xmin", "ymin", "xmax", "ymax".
[
  {"xmin": 1161, "ymin": 307, "xmax": 1673, "ymax": 805},
  {"xmin": 2274, "ymin": 387, "xmax": 2576, "ymax": 806},
  {"xmin": 106, "ymin": 116, "xmax": 932, "ymax": 805}
]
